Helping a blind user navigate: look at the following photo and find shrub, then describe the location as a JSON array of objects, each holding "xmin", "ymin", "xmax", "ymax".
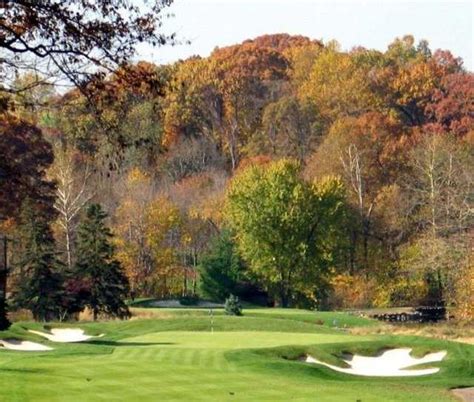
[{"xmin": 225, "ymin": 294, "xmax": 242, "ymax": 316}]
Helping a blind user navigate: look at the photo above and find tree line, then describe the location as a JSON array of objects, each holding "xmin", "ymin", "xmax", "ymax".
[{"xmin": 1, "ymin": 32, "xmax": 472, "ymax": 321}]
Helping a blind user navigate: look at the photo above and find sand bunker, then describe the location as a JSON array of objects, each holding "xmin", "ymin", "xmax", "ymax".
[
  {"xmin": 0, "ymin": 339, "xmax": 52, "ymax": 351},
  {"xmin": 29, "ymin": 328, "xmax": 104, "ymax": 343},
  {"xmin": 304, "ymin": 348, "xmax": 446, "ymax": 377},
  {"xmin": 451, "ymin": 387, "xmax": 474, "ymax": 402}
]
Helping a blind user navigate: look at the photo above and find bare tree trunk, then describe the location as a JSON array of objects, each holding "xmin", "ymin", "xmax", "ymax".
[
  {"xmin": 65, "ymin": 220, "xmax": 72, "ymax": 270},
  {"xmin": 183, "ymin": 258, "xmax": 187, "ymax": 297},
  {"xmin": 340, "ymin": 144, "xmax": 374, "ymax": 271},
  {"xmin": 428, "ymin": 144, "xmax": 438, "ymax": 237},
  {"xmin": 228, "ymin": 134, "xmax": 238, "ymax": 171},
  {"xmin": 52, "ymin": 147, "xmax": 92, "ymax": 270},
  {"xmin": 192, "ymin": 250, "xmax": 197, "ymax": 296}
]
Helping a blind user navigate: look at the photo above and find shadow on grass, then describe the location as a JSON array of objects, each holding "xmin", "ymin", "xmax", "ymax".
[{"xmin": 84, "ymin": 340, "xmax": 175, "ymax": 347}]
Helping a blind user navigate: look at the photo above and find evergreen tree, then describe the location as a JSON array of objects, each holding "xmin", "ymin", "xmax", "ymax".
[
  {"xmin": 199, "ymin": 229, "xmax": 246, "ymax": 302},
  {"xmin": 225, "ymin": 294, "xmax": 243, "ymax": 316},
  {"xmin": 74, "ymin": 204, "xmax": 130, "ymax": 320},
  {"xmin": 14, "ymin": 200, "xmax": 64, "ymax": 321}
]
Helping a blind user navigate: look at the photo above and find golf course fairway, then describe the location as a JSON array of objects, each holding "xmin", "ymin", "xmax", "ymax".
[{"xmin": 0, "ymin": 308, "xmax": 472, "ymax": 401}]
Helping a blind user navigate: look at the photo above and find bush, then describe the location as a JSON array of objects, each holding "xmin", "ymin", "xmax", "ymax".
[{"xmin": 225, "ymin": 294, "xmax": 242, "ymax": 316}]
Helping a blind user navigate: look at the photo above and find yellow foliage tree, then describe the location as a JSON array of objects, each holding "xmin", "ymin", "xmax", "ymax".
[{"xmin": 115, "ymin": 169, "xmax": 188, "ymax": 297}]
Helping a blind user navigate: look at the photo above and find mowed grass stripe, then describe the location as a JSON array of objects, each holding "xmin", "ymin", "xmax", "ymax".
[{"xmin": 112, "ymin": 345, "xmax": 234, "ymax": 370}]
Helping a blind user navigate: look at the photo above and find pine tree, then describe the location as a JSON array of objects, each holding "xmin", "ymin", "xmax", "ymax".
[
  {"xmin": 74, "ymin": 204, "xmax": 130, "ymax": 321},
  {"xmin": 14, "ymin": 200, "xmax": 64, "ymax": 321},
  {"xmin": 224, "ymin": 294, "xmax": 243, "ymax": 316},
  {"xmin": 199, "ymin": 229, "xmax": 246, "ymax": 302}
]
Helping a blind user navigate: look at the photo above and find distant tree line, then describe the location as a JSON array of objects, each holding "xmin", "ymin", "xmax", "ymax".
[{"xmin": 0, "ymin": 31, "xmax": 472, "ymax": 321}]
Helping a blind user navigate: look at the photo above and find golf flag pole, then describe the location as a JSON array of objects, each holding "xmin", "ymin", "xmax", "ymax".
[{"xmin": 209, "ymin": 308, "xmax": 214, "ymax": 333}]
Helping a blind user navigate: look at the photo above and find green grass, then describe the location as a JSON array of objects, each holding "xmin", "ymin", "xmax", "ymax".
[{"xmin": 0, "ymin": 308, "xmax": 472, "ymax": 401}]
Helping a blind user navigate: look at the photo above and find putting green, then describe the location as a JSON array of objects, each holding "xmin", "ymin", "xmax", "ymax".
[
  {"xmin": 0, "ymin": 308, "xmax": 472, "ymax": 401},
  {"xmin": 120, "ymin": 330, "xmax": 355, "ymax": 349}
]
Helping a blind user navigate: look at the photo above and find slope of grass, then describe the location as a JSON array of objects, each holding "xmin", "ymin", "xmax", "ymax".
[
  {"xmin": 245, "ymin": 307, "xmax": 376, "ymax": 328},
  {"xmin": 130, "ymin": 305, "xmax": 376, "ymax": 328},
  {"xmin": 0, "ymin": 307, "xmax": 472, "ymax": 401}
]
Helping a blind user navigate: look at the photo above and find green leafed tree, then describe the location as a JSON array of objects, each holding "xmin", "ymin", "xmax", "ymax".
[
  {"xmin": 225, "ymin": 159, "xmax": 346, "ymax": 307},
  {"xmin": 14, "ymin": 199, "xmax": 64, "ymax": 321},
  {"xmin": 199, "ymin": 229, "xmax": 246, "ymax": 302},
  {"xmin": 74, "ymin": 204, "xmax": 130, "ymax": 321}
]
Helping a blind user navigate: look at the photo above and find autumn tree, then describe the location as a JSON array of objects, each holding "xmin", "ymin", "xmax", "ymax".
[
  {"xmin": 162, "ymin": 57, "xmax": 210, "ymax": 148},
  {"xmin": 399, "ymin": 233, "xmax": 471, "ymax": 307},
  {"xmin": 225, "ymin": 159, "xmax": 346, "ymax": 307},
  {"xmin": 144, "ymin": 197, "xmax": 186, "ymax": 297},
  {"xmin": 165, "ymin": 172, "xmax": 229, "ymax": 292},
  {"xmin": 385, "ymin": 134, "xmax": 473, "ymax": 307},
  {"xmin": 371, "ymin": 38, "xmax": 463, "ymax": 129},
  {"xmin": 207, "ymin": 43, "xmax": 288, "ymax": 169},
  {"xmin": 9, "ymin": 73, "xmax": 55, "ymax": 122},
  {"xmin": 55, "ymin": 62, "xmax": 169, "ymax": 168},
  {"xmin": 163, "ymin": 37, "xmax": 289, "ymax": 170},
  {"xmin": 242, "ymin": 34, "xmax": 320, "ymax": 54},
  {"xmin": 0, "ymin": 1, "xmax": 176, "ymax": 197},
  {"xmin": 452, "ymin": 251, "xmax": 474, "ymax": 320},
  {"xmin": 300, "ymin": 42, "xmax": 380, "ymax": 126},
  {"xmin": 260, "ymin": 96, "xmax": 321, "ymax": 160},
  {"xmin": 0, "ymin": 0, "xmax": 175, "ymax": 95},
  {"xmin": 404, "ymin": 134, "xmax": 473, "ymax": 237},
  {"xmin": 114, "ymin": 168, "xmax": 155, "ymax": 296},
  {"xmin": 285, "ymin": 40, "xmax": 323, "ymax": 90},
  {"xmin": 163, "ymin": 137, "xmax": 224, "ymax": 181},
  {"xmin": 424, "ymin": 71, "xmax": 474, "ymax": 137},
  {"xmin": 168, "ymin": 171, "xmax": 227, "ymax": 235},
  {"xmin": 0, "ymin": 113, "xmax": 55, "ymax": 222},
  {"xmin": 305, "ymin": 112, "xmax": 405, "ymax": 272},
  {"xmin": 114, "ymin": 170, "xmax": 188, "ymax": 298}
]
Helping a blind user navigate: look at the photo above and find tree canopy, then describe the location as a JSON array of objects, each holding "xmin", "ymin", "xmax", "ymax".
[
  {"xmin": 225, "ymin": 159, "xmax": 346, "ymax": 307},
  {"xmin": 0, "ymin": 0, "xmax": 174, "ymax": 93}
]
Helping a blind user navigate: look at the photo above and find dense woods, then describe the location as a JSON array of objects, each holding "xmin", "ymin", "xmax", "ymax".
[{"xmin": 1, "ymin": 31, "xmax": 473, "ymax": 320}]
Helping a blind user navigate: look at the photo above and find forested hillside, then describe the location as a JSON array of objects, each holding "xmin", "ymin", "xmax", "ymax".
[{"xmin": 2, "ymin": 33, "xmax": 472, "ymax": 317}]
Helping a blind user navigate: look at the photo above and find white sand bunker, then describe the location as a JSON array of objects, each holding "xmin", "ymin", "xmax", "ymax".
[
  {"xmin": 305, "ymin": 348, "xmax": 447, "ymax": 377},
  {"xmin": 29, "ymin": 328, "xmax": 104, "ymax": 343},
  {"xmin": 0, "ymin": 339, "xmax": 52, "ymax": 351}
]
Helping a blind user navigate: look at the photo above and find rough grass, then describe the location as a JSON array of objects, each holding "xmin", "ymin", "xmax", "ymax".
[
  {"xmin": 350, "ymin": 320, "xmax": 474, "ymax": 344},
  {"xmin": 0, "ymin": 307, "xmax": 472, "ymax": 401}
]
